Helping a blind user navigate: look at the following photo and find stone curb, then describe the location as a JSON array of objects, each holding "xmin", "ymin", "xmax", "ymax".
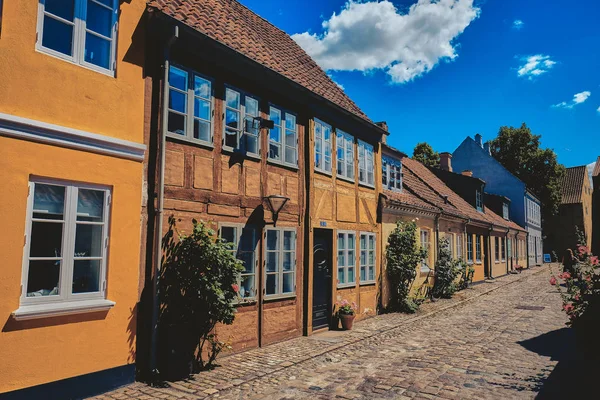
[{"xmin": 203, "ymin": 265, "xmax": 551, "ymax": 398}]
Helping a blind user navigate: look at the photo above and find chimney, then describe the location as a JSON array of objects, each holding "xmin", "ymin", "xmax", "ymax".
[
  {"xmin": 439, "ymin": 152, "xmax": 453, "ymax": 172},
  {"xmin": 483, "ymin": 141, "xmax": 491, "ymax": 155},
  {"xmin": 474, "ymin": 134, "xmax": 483, "ymax": 148},
  {"xmin": 462, "ymin": 170, "xmax": 473, "ymax": 177},
  {"xmin": 376, "ymin": 122, "xmax": 388, "ymax": 144}
]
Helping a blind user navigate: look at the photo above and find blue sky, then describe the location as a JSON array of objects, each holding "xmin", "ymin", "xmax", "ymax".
[{"xmin": 239, "ymin": 0, "xmax": 599, "ymax": 168}]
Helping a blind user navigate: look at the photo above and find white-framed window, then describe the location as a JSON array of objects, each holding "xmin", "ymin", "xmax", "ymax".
[
  {"xmin": 446, "ymin": 234, "xmax": 454, "ymax": 259},
  {"xmin": 360, "ymin": 233, "xmax": 376, "ymax": 284},
  {"xmin": 219, "ymin": 224, "xmax": 258, "ymax": 300},
  {"xmin": 36, "ymin": 0, "xmax": 118, "ymax": 75},
  {"xmin": 337, "ymin": 231, "xmax": 356, "ymax": 287},
  {"xmin": 456, "ymin": 234, "xmax": 463, "ymax": 260},
  {"xmin": 268, "ymin": 106, "xmax": 297, "ymax": 166},
  {"xmin": 314, "ymin": 119, "xmax": 332, "ymax": 174},
  {"xmin": 358, "ymin": 140, "xmax": 375, "ymax": 186},
  {"xmin": 336, "ymin": 130, "xmax": 354, "ymax": 180},
  {"xmin": 476, "ymin": 190, "xmax": 483, "ymax": 211},
  {"xmin": 382, "ymin": 156, "xmax": 402, "ymax": 191},
  {"xmin": 494, "ymin": 237, "xmax": 500, "ymax": 262},
  {"xmin": 502, "ymin": 203, "xmax": 509, "ymax": 220},
  {"xmin": 265, "ymin": 228, "xmax": 296, "ymax": 297},
  {"xmin": 467, "ymin": 234, "xmax": 473, "ymax": 263},
  {"xmin": 420, "ymin": 229, "xmax": 430, "ymax": 272},
  {"xmin": 167, "ymin": 65, "xmax": 213, "ymax": 145},
  {"xmin": 224, "ymin": 87, "xmax": 260, "ymax": 156},
  {"xmin": 475, "ymin": 234, "xmax": 482, "ymax": 263},
  {"xmin": 21, "ymin": 179, "xmax": 111, "ymax": 305},
  {"xmin": 501, "ymin": 237, "xmax": 506, "ymax": 261}
]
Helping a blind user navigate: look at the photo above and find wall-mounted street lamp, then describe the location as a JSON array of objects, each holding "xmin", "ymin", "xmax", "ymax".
[{"xmin": 264, "ymin": 194, "xmax": 289, "ymax": 227}]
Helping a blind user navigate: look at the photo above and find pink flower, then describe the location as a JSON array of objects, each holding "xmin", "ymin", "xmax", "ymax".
[
  {"xmin": 563, "ymin": 303, "xmax": 574, "ymax": 313},
  {"xmin": 575, "ymin": 294, "xmax": 581, "ymax": 301},
  {"xmin": 562, "ymin": 272, "xmax": 571, "ymax": 280},
  {"xmin": 549, "ymin": 276, "xmax": 557, "ymax": 286},
  {"xmin": 591, "ymin": 256, "xmax": 599, "ymax": 266},
  {"xmin": 231, "ymin": 284, "xmax": 239, "ymax": 293},
  {"xmin": 586, "ymin": 275, "xmax": 592, "ymax": 282},
  {"xmin": 579, "ymin": 245, "xmax": 589, "ymax": 255},
  {"xmin": 352, "ymin": 302, "xmax": 358, "ymax": 310}
]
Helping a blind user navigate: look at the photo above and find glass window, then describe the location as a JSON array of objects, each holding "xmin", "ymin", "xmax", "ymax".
[
  {"xmin": 220, "ymin": 225, "xmax": 258, "ymax": 300},
  {"xmin": 336, "ymin": 130, "xmax": 354, "ymax": 180},
  {"xmin": 337, "ymin": 232, "xmax": 356, "ymax": 287},
  {"xmin": 314, "ymin": 119, "xmax": 332, "ymax": 173},
  {"xmin": 502, "ymin": 203, "xmax": 509, "ymax": 220},
  {"xmin": 495, "ymin": 237, "xmax": 500, "ymax": 262},
  {"xmin": 447, "ymin": 234, "xmax": 454, "ymax": 259},
  {"xmin": 269, "ymin": 106, "xmax": 297, "ymax": 166},
  {"xmin": 456, "ymin": 234, "xmax": 463, "ymax": 260},
  {"xmin": 382, "ymin": 156, "xmax": 402, "ymax": 191},
  {"xmin": 23, "ymin": 180, "xmax": 110, "ymax": 304},
  {"xmin": 420, "ymin": 229, "xmax": 430, "ymax": 272},
  {"xmin": 501, "ymin": 237, "xmax": 506, "ymax": 261},
  {"xmin": 224, "ymin": 87, "xmax": 259, "ymax": 156},
  {"xmin": 467, "ymin": 234, "xmax": 473, "ymax": 263},
  {"xmin": 476, "ymin": 190, "xmax": 483, "ymax": 211},
  {"xmin": 38, "ymin": 0, "xmax": 118, "ymax": 73},
  {"xmin": 475, "ymin": 234, "xmax": 482, "ymax": 263},
  {"xmin": 265, "ymin": 228, "xmax": 296, "ymax": 297},
  {"xmin": 360, "ymin": 233, "xmax": 376, "ymax": 284},
  {"xmin": 358, "ymin": 140, "xmax": 374, "ymax": 186}
]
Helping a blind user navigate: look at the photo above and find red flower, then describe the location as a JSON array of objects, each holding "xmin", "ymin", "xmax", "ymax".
[
  {"xmin": 578, "ymin": 245, "xmax": 589, "ymax": 255},
  {"xmin": 549, "ymin": 276, "xmax": 557, "ymax": 286},
  {"xmin": 575, "ymin": 294, "xmax": 581, "ymax": 301},
  {"xmin": 231, "ymin": 284, "xmax": 239, "ymax": 293},
  {"xmin": 562, "ymin": 272, "xmax": 571, "ymax": 280},
  {"xmin": 563, "ymin": 303, "xmax": 574, "ymax": 313},
  {"xmin": 591, "ymin": 256, "xmax": 599, "ymax": 266},
  {"xmin": 586, "ymin": 275, "xmax": 592, "ymax": 282}
]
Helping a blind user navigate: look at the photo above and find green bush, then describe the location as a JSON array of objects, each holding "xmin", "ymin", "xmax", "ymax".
[{"xmin": 432, "ymin": 238, "xmax": 465, "ymax": 298}]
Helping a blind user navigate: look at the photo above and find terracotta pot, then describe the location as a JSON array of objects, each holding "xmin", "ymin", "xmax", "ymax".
[{"xmin": 340, "ymin": 314, "xmax": 356, "ymax": 330}]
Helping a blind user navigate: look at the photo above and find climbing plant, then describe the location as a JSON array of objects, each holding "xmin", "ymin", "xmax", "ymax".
[
  {"xmin": 386, "ymin": 220, "xmax": 427, "ymax": 313},
  {"xmin": 431, "ymin": 238, "xmax": 465, "ymax": 298}
]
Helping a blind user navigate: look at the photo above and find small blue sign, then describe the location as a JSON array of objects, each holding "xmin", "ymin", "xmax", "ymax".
[
  {"xmin": 543, "ymin": 254, "xmax": 552, "ymax": 263},
  {"xmin": 320, "ymin": 221, "xmax": 327, "ymax": 227}
]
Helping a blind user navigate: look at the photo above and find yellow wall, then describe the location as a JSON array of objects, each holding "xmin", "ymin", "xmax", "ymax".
[{"xmin": 0, "ymin": 139, "xmax": 143, "ymax": 393}]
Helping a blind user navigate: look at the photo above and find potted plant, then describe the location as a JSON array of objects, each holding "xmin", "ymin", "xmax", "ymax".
[{"xmin": 336, "ymin": 299, "xmax": 358, "ymax": 330}]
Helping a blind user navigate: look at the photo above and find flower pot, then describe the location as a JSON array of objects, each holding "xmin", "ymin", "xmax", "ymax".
[{"xmin": 339, "ymin": 314, "xmax": 356, "ymax": 330}]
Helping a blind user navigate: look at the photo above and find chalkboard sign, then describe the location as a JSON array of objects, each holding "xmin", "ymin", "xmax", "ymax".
[{"xmin": 543, "ymin": 254, "xmax": 552, "ymax": 263}]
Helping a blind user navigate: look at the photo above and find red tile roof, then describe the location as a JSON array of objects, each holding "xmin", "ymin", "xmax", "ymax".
[
  {"xmin": 560, "ymin": 166, "xmax": 587, "ymax": 204},
  {"xmin": 148, "ymin": 0, "xmax": 371, "ymax": 123}
]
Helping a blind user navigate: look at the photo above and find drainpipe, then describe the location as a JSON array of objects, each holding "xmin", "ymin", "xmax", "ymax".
[
  {"xmin": 149, "ymin": 24, "xmax": 179, "ymax": 378},
  {"xmin": 487, "ymin": 225, "xmax": 493, "ymax": 279},
  {"xmin": 434, "ymin": 214, "xmax": 440, "ymax": 265}
]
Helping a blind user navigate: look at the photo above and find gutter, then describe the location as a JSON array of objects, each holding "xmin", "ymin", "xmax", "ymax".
[{"xmin": 149, "ymin": 24, "xmax": 179, "ymax": 378}]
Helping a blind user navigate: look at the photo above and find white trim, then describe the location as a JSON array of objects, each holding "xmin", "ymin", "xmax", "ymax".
[
  {"xmin": 0, "ymin": 112, "xmax": 146, "ymax": 162},
  {"xmin": 264, "ymin": 227, "xmax": 297, "ymax": 298},
  {"xmin": 337, "ymin": 230, "xmax": 356, "ymax": 287},
  {"xmin": 359, "ymin": 232, "xmax": 376, "ymax": 285},
  {"xmin": 12, "ymin": 299, "xmax": 115, "ymax": 321},
  {"xmin": 314, "ymin": 118, "xmax": 332, "ymax": 175}
]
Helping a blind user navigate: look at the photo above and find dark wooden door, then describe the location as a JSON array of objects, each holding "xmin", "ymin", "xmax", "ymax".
[{"xmin": 312, "ymin": 230, "xmax": 332, "ymax": 330}]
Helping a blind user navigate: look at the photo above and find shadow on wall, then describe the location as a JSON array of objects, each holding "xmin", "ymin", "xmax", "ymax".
[
  {"xmin": 2, "ymin": 310, "xmax": 109, "ymax": 332},
  {"xmin": 518, "ymin": 327, "xmax": 600, "ymax": 398}
]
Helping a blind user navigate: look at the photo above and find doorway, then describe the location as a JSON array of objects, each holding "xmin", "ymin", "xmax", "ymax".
[{"xmin": 312, "ymin": 229, "xmax": 332, "ymax": 331}]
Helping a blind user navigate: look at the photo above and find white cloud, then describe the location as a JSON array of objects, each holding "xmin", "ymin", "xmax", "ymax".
[
  {"xmin": 597, "ymin": 106, "xmax": 600, "ymax": 113},
  {"xmin": 588, "ymin": 162, "xmax": 596, "ymax": 189},
  {"xmin": 552, "ymin": 91, "xmax": 591, "ymax": 109},
  {"xmin": 517, "ymin": 55, "xmax": 556, "ymax": 79},
  {"xmin": 513, "ymin": 19, "xmax": 524, "ymax": 29},
  {"xmin": 291, "ymin": 0, "xmax": 480, "ymax": 84}
]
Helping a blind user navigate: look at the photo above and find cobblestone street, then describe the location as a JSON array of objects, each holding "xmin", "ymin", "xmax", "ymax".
[{"xmin": 95, "ymin": 265, "xmax": 580, "ymax": 400}]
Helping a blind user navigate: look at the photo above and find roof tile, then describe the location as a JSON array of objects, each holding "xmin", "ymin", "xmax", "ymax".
[{"xmin": 560, "ymin": 166, "xmax": 587, "ymax": 204}]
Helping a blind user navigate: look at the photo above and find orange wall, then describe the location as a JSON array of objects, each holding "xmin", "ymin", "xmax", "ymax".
[{"xmin": 0, "ymin": 139, "xmax": 143, "ymax": 393}]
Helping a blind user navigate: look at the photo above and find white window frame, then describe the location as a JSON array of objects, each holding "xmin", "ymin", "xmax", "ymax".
[
  {"xmin": 476, "ymin": 190, "xmax": 483, "ymax": 211},
  {"xmin": 501, "ymin": 237, "xmax": 506, "ymax": 262},
  {"xmin": 20, "ymin": 179, "xmax": 111, "ymax": 308},
  {"xmin": 420, "ymin": 229, "xmax": 431, "ymax": 272},
  {"xmin": 446, "ymin": 234, "xmax": 455, "ymax": 259},
  {"xmin": 358, "ymin": 140, "xmax": 375, "ymax": 187},
  {"xmin": 382, "ymin": 156, "xmax": 402, "ymax": 192},
  {"xmin": 223, "ymin": 86, "xmax": 260, "ymax": 157},
  {"xmin": 314, "ymin": 118, "xmax": 332, "ymax": 174},
  {"xmin": 264, "ymin": 228, "xmax": 296, "ymax": 298},
  {"xmin": 467, "ymin": 234, "xmax": 474, "ymax": 264},
  {"xmin": 456, "ymin": 233, "xmax": 463, "ymax": 260},
  {"xmin": 166, "ymin": 65, "xmax": 214, "ymax": 146},
  {"xmin": 475, "ymin": 234, "xmax": 482, "ymax": 263},
  {"xmin": 337, "ymin": 231, "xmax": 356, "ymax": 288},
  {"xmin": 359, "ymin": 232, "xmax": 376, "ymax": 285},
  {"xmin": 36, "ymin": 0, "xmax": 119, "ymax": 76},
  {"xmin": 494, "ymin": 236, "xmax": 500, "ymax": 262},
  {"xmin": 219, "ymin": 223, "xmax": 258, "ymax": 301},
  {"xmin": 268, "ymin": 105, "xmax": 298, "ymax": 167},
  {"xmin": 336, "ymin": 130, "xmax": 355, "ymax": 181},
  {"xmin": 502, "ymin": 203, "xmax": 509, "ymax": 220}
]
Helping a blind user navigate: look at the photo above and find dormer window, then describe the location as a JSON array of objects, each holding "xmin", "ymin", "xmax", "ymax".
[
  {"xmin": 382, "ymin": 156, "xmax": 402, "ymax": 192},
  {"xmin": 476, "ymin": 190, "xmax": 483, "ymax": 212},
  {"xmin": 503, "ymin": 203, "xmax": 509, "ymax": 220}
]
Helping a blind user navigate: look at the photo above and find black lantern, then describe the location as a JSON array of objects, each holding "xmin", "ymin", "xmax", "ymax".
[{"xmin": 264, "ymin": 195, "xmax": 290, "ymax": 226}]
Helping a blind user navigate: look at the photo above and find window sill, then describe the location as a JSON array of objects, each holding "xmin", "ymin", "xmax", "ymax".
[
  {"xmin": 267, "ymin": 158, "xmax": 299, "ymax": 171},
  {"xmin": 12, "ymin": 299, "xmax": 115, "ymax": 321},
  {"xmin": 166, "ymin": 133, "xmax": 214, "ymax": 149},
  {"xmin": 358, "ymin": 182, "xmax": 375, "ymax": 190},
  {"xmin": 264, "ymin": 294, "xmax": 296, "ymax": 302},
  {"xmin": 314, "ymin": 168, "xmax": 332, "ymax": 177},
  {"xmin": 336, "ymin": 175, "xmax": 355, "ymax": 184},
  {"xmin": 36, "ymin": 47, "xmax": 116, "ymax": 78},
  {"xmin": 359, "ymin": 281, "xmax": 376, "ymax": 287},
  {"xmin": 337, "ymin": 284, "xmax": 356, "ymax": 289}
]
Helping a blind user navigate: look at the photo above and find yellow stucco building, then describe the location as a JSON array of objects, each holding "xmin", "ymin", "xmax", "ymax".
[{"xmin": 0, "ymin": 0, "xmax": 146, "ymax": 397}]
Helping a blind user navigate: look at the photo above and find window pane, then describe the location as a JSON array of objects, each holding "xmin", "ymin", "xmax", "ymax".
[
  {"xmin": 42, "ymin": 16, "xmax": 74, "ymax": 56},
  {"xmin": 270, "ymin": 108, "xmax": 281, "ymax": 126},
  {"xmin": 369, "ymin": 235, "xmax": 375, "ymax": 250},
  {"xmin": 368, "ymin": 266, "xmax": 375, "ymax": 281},
  {"xmin": 283, "ymin": 252, "xmax": 293, "ymax": 271},
  {"xmin": 285, "ymin": 128, "xmax": 295, "ymax": 147},
  {"xmin": 77, "ymin": 189, "xmax": 105, "ymax": 222},
  {"xmin": 168, "ymin": 112, "xmax": 185, "ymax": 135},
  {"xmin": 75, "ymin": 224, "xmax": 104, "ymax": 257},
  {"xmin": 270, "ymin": 126, "xmax": 281, "ymax": 143},
  {"xmin": 283, "ymin": 231, "xmax": 294, "ymax": 250},
  {"xmin": 169, "ymin": 66, "xmax": 188, "ymax": 91},
  {"xmin": 348, "ymin": 234, "xmax": 355, "ymax": 249},
  {"xmin": 72, "ymin": 259, "xmax": 101, "ymax": 293},
  {"xmin": 226, "ymin": 89, "xmax": 240, "ymax": 109},
  {"xmin": 246, "ymin": 97, "xmax": 259, "ymax": 117},
  {"xmin": 285, "ymin": 114, "xmax": 295, "ymax": 130},
  {"xmin": 84, "ymin": 33, "xmax": 111, "ymax": 69},
  {"xmin": 369, "ymin": 250, "xmax": 375, "ymax": 265},
  {"xmin": 221, "ymin": 226, "xmax": 236, "ymax": 245},
  {"xmin": 46, "ymin": 0, "xmax": 75, "ymax": 20},
  {"xmin": 283, "ymin": 273, "xmax": 294, "ymax": 293},
  {"xmin": 337, "ymin": 234, "xmax": 345, "ymax": 250},
  {"xmin": 360, "ymin": 250, "xmax": 366, "ymax": 266},
  {"xmin": 338, "ymin": 267, "xmax": 345, "ymax": 284},
  {"xmin": 267, "ymin": 230, "xmax": 279, "ymax": 250},
  {"xmin": 194, "ymin": 76, "xmax": 210, "ymax": 98},
  {"xmin": 194, "ymin": 98, "xmax": 210, "ymax": 120},
  {"xmin": 225, "ymin": 129, "xmax": 238, "ymax": 148},
  {"xmin": 194, "ymin": 120, "xmax": 210, "ymax": 142},
  {"xmin": 360, "ymin": 235, "xmax": 366, "ymax": 249},
  {"xmin": 169, "ymin": 89, "xmax": 187, "ymax": 113},
  {"xmin": 239, "ymin": 251, "xmax": 254, "ymax": 273},
  {"xmin": 285, "ymin": 147, "xmax": 296, "ymax": 165},
  {"xmin": 347, "ymin": 267, "xmax": 355, "ymax": 283},
  {"xmin": 266, "ymin": 252, "xmax": 278, "ymax": 272},
  {"xmin": 244, "ymin": 133, "xmax": 258, "ymax": 154},
  {"xmin": 240, "ymin": 275, "xmax": 255, "ymax": 298},
  {"xmin": 337, "ymin": 251, "xmax": 344, "ymax": 267},
  {"xmin": 225, "ymin": 109, "xmax": 239, "ymax": 130},
  {"xmin": 26, "ymin": 260, "xmax": 61, "ymax": 296},
  {"xmin": 348, "ymin": 250, "xmax": 355, "ymax": 265},
  {"xmin": 270, "ymin": 143, "xmax": 281, "ymax": 160},
  {"xmin": 33, "ymin": 184, "xmax": 65, "ymax": 217},
  {"xmin": 86, "ymin": 0, "xmax": 113, "ymax": 37},
  {"xmin": 30, "ymin": 222, "xmax": 63, "ymax": 258},
  {"xmin": 266, "ymin": 274, "xmax": 277, "ymax": 295}
]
